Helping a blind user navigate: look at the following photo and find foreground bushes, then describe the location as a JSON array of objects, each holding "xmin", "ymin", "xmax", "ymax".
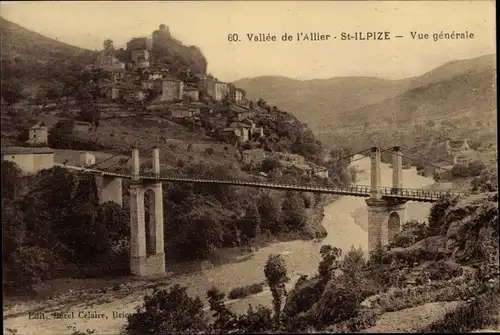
[
  {"xmin": 228, "ymin": 282, "xmax": 264, "ymax": 300},
  {"xmin": 421, "ymin": 283, "xmax": 499, "ymax": 332}
]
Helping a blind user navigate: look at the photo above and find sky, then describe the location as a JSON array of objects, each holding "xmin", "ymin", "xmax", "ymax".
[{"xmin": 1, "ymin": 1, "xmax": 496, "ymax": 82}]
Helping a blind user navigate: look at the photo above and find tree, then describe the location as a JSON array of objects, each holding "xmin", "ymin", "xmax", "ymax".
[
  {"xmin": 103, "ymin": 39, "xmax": 114, "ymax": 54},
  {"xmin": 257, "ymin": 194, "xmax": 281, "ymax": 233},
  {"xmin": 1, "ymin": 161, "xmax": 25, "ymax": 204},
  {"xmin": 2, "ymin": 79, "xmax": 25, "ymax": 104},
  {"xmin": 80, "ymin": 102, "xmax": 101, "ymax": 130},
  {"xmin": 126, "ymin": 285, "xmax": 207, "ymax": 334},
  {"xmin": 261, "ymin": 156, "xmax": 280, "ymax": 173},
  {"xmin": 48, "ymin": 119, "xmax": 75, "ymax": 149},
  {"xmin": 45, "ymin": 82, "xmax": 65, "ymax": 101},
  {"xmin": 264, "ymin": 254, "xmax": 290, "ymax": 327},
  {"xmin": 281, "ymin": 191, "xmax": 307, "ymax": 230},
  {"xmin": 318, "ymin": 245, "xmax": 342, "ymax": 279},
  {"xmin": 207, "ymin": 287, "xmax": 237, "ymax": 333},
  {"xmin": 239, "ymin": 204, "xmax": 261, "ymax": 241}
]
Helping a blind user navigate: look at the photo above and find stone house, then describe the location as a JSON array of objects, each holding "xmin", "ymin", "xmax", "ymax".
[
  {"xmin": 445, "ymin": 139, "xmax": 474, "ymax": 165},
  {"xmin": 103, "ymin": 86, "xmax": 120, "ymax": 100},
  {"xmin": 242, "ymin": 149, "xmax": 266, "ymax": 168},
  {"xmin": 123, "ymin": 71, "xmax": 141, "ymax": 82},
  {"xmin": 141, "ymin": 79, "xmax": 163, "ymax": 92},
  {"xmin": 233, "ymin": 89, "xmax": 245, "ymax": 103},
  {"xmin": 94, "ymin": 53, "xmax": 125, "ymax": 71},
  {"xmin": 141, "ymin": 69, "xmax": 163, "ymax": 81},
  {"xmin": 161, "ymin": 78, "xmax": 184, "ymax": 101},
  {"xmin": 2, "ymin": 146, "xmax": 54, "ymax": 174},
  {"xmin": 277, "ymin": 152, "xmax": 306, "ymax": 165},
  {"xmin": 131, "ymin": 49, "xmax": 150, "ymax": 63},
  {"xmin": 230, "ymin": 104, "xmax": 255, "ymax": 121},
  {"xmin": 136, "ymin": 60, "xmax": 150, "ymax": 69},
  {"xmin": 79, "ymin": 152, "xmax": 96, "ymax": 166},
  {"xmin": 127, "ymin": 37, "xmax": 152, "ymax": 51},
  {"xmin": 26, "ymin": 123, "xmax": 48, "ymax": 147},
  {"xmin": 222, "ymin": 123, "xmax": 252, "ymax": 144},
  {"xmin": 205, "ymin": 78, "xmax": 229, "ymax": 101},
  {"xmin": 184, "ymin": 87, "xmax": 200, "ymax": 101},
  {"xmin": 170, "ymin": 106, "xmax": 193, "ymax": 119},
  {"xmin": 292, "ymin": 163, "xmax": 313, "ymax": 177},
  {"xmin": 311, "ymin": 164, "xmax": 329, "ymax": 179},
  {"xmin": 121, "ymin": 87, "xmax": 146, "ymax": 103}
]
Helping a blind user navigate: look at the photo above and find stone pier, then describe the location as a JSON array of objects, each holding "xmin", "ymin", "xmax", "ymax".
[
  {"xmin": 129, "ymin": 147, "xmax": 165, "ymax": 276},
  {"xmin": 366, "ymin": 146, "xmax": 407, "ymax": 253}
]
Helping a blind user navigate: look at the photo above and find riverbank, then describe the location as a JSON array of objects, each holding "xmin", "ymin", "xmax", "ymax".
[{"xmin": 3, "ymin": 156, "xmax": 439, "ymax": 334}]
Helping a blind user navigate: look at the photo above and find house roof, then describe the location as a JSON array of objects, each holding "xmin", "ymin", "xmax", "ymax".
[
  {"xmin": 2, "ymin": 146, "xmax": 54, "ymax": 155},
  {"xmin": 230, "ymin": 105, "xmax": 252, "ymax": 113},
  {"xmin": 189, "ymin": 102, "xmax": 207, "ymax": 108},
  {"xmin": 293, "ymin": 163, "xmax": 312, "ymax": 171},
  {"xmin": 170, "ymin": 105, "xmax": 190, "ymax": 111},
  {"xmin": 447, "ymin": 139, "xmax": 468, "ymax": 149},
  {"xmin": 163, "ymin": 76, "xmax": 181, "ymax": 82},
  {"xmin": 29, "ymin": 122, "xmax": 47, "ymax": 130},
  {"xmin": 230, "ymin": 122, "xmax": 252, "ymax": 128}
]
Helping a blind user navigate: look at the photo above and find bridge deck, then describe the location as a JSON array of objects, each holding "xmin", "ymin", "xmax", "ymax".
[{"xmin": 55, "ymin": 163, "xmax": 467, "ymax": 201}]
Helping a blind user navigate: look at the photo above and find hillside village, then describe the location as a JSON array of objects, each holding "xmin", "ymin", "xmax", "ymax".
[
  {"xmin": 2, "ymin": 23, "xmax": 330, "ymax": 180},
  {"xmin": 1, "ymin": 14, "xmax": 498, "ymax": 335}
]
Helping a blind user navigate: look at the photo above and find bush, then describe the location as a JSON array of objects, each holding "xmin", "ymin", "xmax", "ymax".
[
  {"xmin": 126, "ymin": 285, "xmax": 207, "ymax": 335},
  {"xmin": 391, "ymin": 220, "xmax": 428, "ymax": 248},
  {"xmin": 261, "ymin": 156, "xmax": 280, "ymax": 173},
  {"xmin": 421, "ymin": 285, "xmax": 500, "ymax": 332},
  {"xmin": 451, "ymin": 161, "xmax": 486, "ymax": 178},
  {"xmin": 227, "ymin": 282, "xmax": 264, "ymax": 300},
  {"xmin": 426, "ymin": 260, "xmax": 463, "ymax": 281}
]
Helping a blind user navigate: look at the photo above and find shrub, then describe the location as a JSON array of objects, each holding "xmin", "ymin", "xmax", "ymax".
[
  {"xmin": 236, "ymin": 304, "xmax": 274, "ymax": 333},
  {"xmin": 426, "ymin": 260, "xmax": 463, "ymax": 281},
  {"xmin": 227, "ymin": 282, "xmax": 264, "ymax": 300},
  {"xmin": 421, "ymin": 285, "xmax": 500, "ymax": 332},
  {"xmin": 283, "ymin": 277, "xmax": 327, "ymax": 331},
  {"xmin": 451, "ymin": 161, "xmax": 486, "ymax": 178},
  {"xmin": 126, "ymin": 285, "xmax": 207, "ymax": 334},
  {"xmin": 261, "ymin": 156, "xmax": 280, "ymax": 173}
]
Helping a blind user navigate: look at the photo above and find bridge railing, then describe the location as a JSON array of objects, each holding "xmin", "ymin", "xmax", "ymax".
[{"xmin": 380, "ymin": 186, "xmax": 466, "ymax": 199}]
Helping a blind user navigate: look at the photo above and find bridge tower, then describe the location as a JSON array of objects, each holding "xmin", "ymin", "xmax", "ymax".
[
  {"xmin": 129, "ymin": 146, "xmax": 165, "ymax": 276},
  {"xmin": 365, "ymin": 146, "xmax": 407, "ymax": 254}
]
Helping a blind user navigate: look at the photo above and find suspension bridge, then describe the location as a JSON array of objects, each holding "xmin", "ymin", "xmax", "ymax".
[{"xmin": 54, "ymin": 145, "xmax": 466, "ymax": 277}]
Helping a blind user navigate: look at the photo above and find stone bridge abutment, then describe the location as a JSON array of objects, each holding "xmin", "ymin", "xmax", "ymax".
[
  {"xmin": 129, "ymin": 147, "xmax": 165, "ymax": 276},
  {"xmin": 365, "ymin": 146, "xmax": 407, "ymax": 253}
]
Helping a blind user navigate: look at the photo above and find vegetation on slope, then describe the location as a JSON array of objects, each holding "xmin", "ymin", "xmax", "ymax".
[
  {"xmin": 101, "ymin": 182, "xmax": 498, "ymax": 335},
  {"xmin": 235, "ymin": 54, "xmax": 497, "ymax": 169},
  {"xmin": 0, "ymin": 16, "xmax": 92, "ymax": 61}
]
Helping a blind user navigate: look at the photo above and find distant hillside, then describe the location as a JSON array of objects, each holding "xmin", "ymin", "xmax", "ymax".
[
  {"xmin": 233, "ymin": 75, "xmax": 411, "ymax": 129},
  {"xmin": 0, "ymin": 16, "xmax": 93, "ymax": 61},
  {"xmin": 234, "ymin": 54, "xmax": 496, "ymax": 133}
]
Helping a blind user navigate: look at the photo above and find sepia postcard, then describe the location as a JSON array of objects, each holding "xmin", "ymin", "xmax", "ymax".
[{"xmin": 1, "ymin": 1, "xmax": 498, "ymax": 334}]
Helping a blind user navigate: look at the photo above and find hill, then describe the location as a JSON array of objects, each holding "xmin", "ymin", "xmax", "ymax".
[
  {"xmin": 234, "ymin": 54, "xmax": 497, "ymax": 167},
  {"xmin": 315, "ymin": 54, "xmax": 497, "ymax": 166},
  {"xmin": 234, "ymin": 54, "xmax": 496, "ymax": 132},
  {"xmin": 0, "ymin": 16, "xmax": 94, "ymax": 61},
  {"xmin": 233, "ymin": 75, "xmax": 411, "ymax": 130}
]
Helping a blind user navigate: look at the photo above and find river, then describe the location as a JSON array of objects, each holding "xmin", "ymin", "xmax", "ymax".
[{"xmin": 3, "ymin": 155, "xmax": 437, "ymax": 335}]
